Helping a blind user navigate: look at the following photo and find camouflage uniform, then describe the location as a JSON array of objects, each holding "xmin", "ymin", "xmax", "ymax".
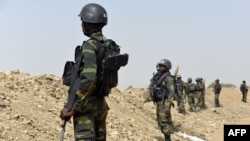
[
  {"xmin": 175, "ymin": 78, "xmax": 186, "ymax": 114},
  {"xmin": 74, "ymin": 32, "xmax": 110, "ymax": 141},
  {"xmin": 213, "ymin": 79, "xmax": 221, "ymax": 107},
  {"xmin": 240, "ymin": 81, "xmax": 248, "ymax": 102},
  {"xmin": 156, "ymin": 72, "xmax": 175, "ymax": 136},
  {"xmin": 196, "ymin": 79, "xmax": 206, "ymax": 109},
  {"xmin": 186, "ymin": 81, "xmax": 197, "ymax": 112},
  {"xmin": 150, "ymin": 59, "xmax": 175, "ymax": 141}
]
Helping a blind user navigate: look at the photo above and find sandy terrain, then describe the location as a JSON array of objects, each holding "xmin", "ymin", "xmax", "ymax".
[{"xmin": 0, "ymin": 70, "xmax": 249, "ymax": 141}]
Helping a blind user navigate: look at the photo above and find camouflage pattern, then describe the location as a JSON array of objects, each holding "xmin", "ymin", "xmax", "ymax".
[
  {"xmin": 186, "ymin": 82, "xmax": 197, "ymax": 112},
  {"xmin": 74, "ymin": 32, "xmax": 110, "ymax": 141},
  {"xmin": 73, "ymin": 97, "xmax": 109, "ymax": 141},
  {"xmin": 156, "ymin": 74, "xmax": 175, "ymax": 135},
  {"xmin": 196, "ymin": 80, "xmax": 206, "ymax": 108},
  {"xmin": 214, "ymin": 93, "xmax": 220, "ymax": 107},
  {"xmin": 175, "ymin": 80, "xmax": 186, "ymax": 113},
  {"xmin": 79, "ymin": 32, "xmax": 107, "ymax": 90},
  {"xmin": 213, "ymin": 80, "xmax": 221, "ymax": 107}
]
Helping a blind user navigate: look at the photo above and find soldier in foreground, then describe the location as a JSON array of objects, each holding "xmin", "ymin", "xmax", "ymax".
[
  {"xmin": 60, "ymin": 3, "xmax": 128, "ymax": 141},
  {"xmin": 149, "ymin": 59, "xmax": 175, "ymax": 141}
]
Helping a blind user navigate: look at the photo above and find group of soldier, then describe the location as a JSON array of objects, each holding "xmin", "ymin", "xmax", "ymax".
[
  {"xmin": 174, "ymin": 74, "xmax": 249, "ymax": 115},
  {"xmin": 148, "ymin": 59, "xmax": 248, "ymax": 141},
  {"xmin": 175, "ymin": 70, "xmax": 250, "ymax": 116},
  {"xmin": 175, "ymin": 75, "xmax": 206, "ymax": 114},
  {"xmin": 59, "ymin": 3, "xmax": 248, "ymax": 141},
  {"xmin": 147, "ymin": 59, "xmax": 212, "ymax": 141}
]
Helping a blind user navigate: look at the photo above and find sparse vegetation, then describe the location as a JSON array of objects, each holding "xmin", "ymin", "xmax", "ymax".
[{"xmin": 207, "ymin": 82, "xmax": 236, "ymax": 89}]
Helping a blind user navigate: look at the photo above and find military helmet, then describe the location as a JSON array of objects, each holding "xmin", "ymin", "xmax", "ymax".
[
  {"xmin": 177, "ymin": 75, "xmax": 182, "ymax": 79},
  {"xmin": 79, "ymin": 3, "xmax": 107, "ymax": 25},
  {"xmin": 243, "ymin": 80, "xmax": 246, "ymax": 83},
  {"xmin": 215, "ymin": 79, "xmax": 219, "ymax": 82},
  {"xmin": 188, "ymin": 77, "xmax": 192, "ymax": 83},
  {"xmin": 156, "ymin": 62, "xmax": 160, "ymax": 69},
  {"xmin": 195, "ymin": 77, "xmax": 200, "ymax": 81},
  {"xmin": 158, "ymin": 59, "xmax": 172, "ymax": 69}
]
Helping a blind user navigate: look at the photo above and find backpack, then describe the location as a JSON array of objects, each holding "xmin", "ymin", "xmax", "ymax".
[
  {"xmin": 188, "ymin": 83, "xmax": 196, "ymax": 92},
  {"xmin": 62, "ymin": 37, "xmax": 129, "ymax": 96},
  {"xmin": 149, "ymin": 72, "xmax": 175, "ymax": 102},
  {"xmin": 93, "ymin": 37, "xmax": 129, "ymax": 96}
]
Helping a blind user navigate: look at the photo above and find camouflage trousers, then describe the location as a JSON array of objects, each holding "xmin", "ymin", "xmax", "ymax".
[
  {"xmin": 73, "ymin": 97, "xmax": 109, "ymax": 141},
  {"xmin": 242, "ymin": 91, "xmax": 247, "ymax": 102},
  {"xmin": 156, "ymin": 100, "xmax": 173, "ymax": 135},
  {"xmin": 187, "ymin": 93, "xmax": 196, "ymax": 111},
  {"xmin": 214, "ymin": 93, "xmax": 220, "ymax": 107},
  {"xmin": 176, "ymin": 94, "xmax": 185, "ymax": 113},
  {"xmin": 197, "ymin": 92, "xmax": 206, "ymax": 108}
]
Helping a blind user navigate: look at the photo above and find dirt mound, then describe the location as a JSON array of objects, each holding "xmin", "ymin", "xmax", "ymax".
[{"xmin": 0, "ymin": 70, "xmax": 250, "ymax": 141}]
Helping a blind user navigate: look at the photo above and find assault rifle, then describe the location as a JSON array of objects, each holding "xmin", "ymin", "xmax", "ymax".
[
  {"xmin": 60, "ymin": 120, "xmax": 66, "ymax": 141},
  {"xmin": 60, "ymin": 77, "xmax": 81, "ymax": 141},
  {"xmin": 142, "ymin": 65, "xmax": 179, "ymax": 105},
  {"xmin": 60, "ymin": 79, "xmax": 95, "ymax": 141},
  {"xmin": 175, "ymin": 82, "xmax": 181, "ymax": 101},
  {"xmin": 60, "ymin": 43, "xmax": 128, "ymax": 140}
]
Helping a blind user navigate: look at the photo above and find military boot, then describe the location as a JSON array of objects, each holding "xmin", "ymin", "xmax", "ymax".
[{"xmin": 164, "ymin": 134, "xmax": 171, "ymax": 141}]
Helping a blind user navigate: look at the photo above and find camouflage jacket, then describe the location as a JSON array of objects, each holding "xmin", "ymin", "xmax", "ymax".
[{"xmin": 76, "ymin": 32, "xmax": 108, "ymax": 101}]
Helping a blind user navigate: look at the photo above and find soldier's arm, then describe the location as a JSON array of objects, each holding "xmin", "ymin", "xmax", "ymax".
[
  {"xmin": 76, "ymin": 39, "xmax": 97, "ymax": 100},
  {"xmin": 163, "ymin": 75, "xmax": 175, "ymax": 108}
]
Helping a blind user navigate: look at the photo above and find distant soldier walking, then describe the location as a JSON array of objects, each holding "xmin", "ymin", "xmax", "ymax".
[
  {"xmin": 240, "ymin": 80, "xmax": 248, "ymax": 102},
  {"xmin": 213, "ymin": 79, "xmax": 222, "ymax": 107}
]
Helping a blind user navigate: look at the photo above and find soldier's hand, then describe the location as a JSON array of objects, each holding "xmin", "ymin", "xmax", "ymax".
[
  {"xmin": 60, "ymin": 108, "xmax": 75, "ymax": 121},
  {"xmin": 164, "ymin": 107, "xmax": 171, "ymax": 114}
]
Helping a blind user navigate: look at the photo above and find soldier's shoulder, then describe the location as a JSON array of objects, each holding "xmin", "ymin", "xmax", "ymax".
[
  {"xmin": 83, "ymin": 39, "xmax": 99, "ymax": 50},
  {"xmin": 164, "ymin": 74, "xmax": 175, "ymax": 83}
]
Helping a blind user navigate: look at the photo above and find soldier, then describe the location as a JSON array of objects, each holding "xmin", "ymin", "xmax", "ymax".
[
  {"xmin": 196, "ymin": 77, "xmax": 206, "ymax": 109},
  {"xmin": 149, "ymin": 59, "xmax": 175, "ymax": 141},
  {"xmin": 175, "ymin": 75, "xmax": 186, "ymax": 114},
  {"xmin": 240, "ymin": 80, "xmax": 248, "ymax": 102},
  {"xmin": 186, "ymin": 77, "xmax": 197, "ymax": 112},
  {"xmin": 60, "ymin": 3, "xmax": 112, "ymax": 141},
  {"xmin": 213, "ymin": 79, "xmax": 222, "ymax": 107}
]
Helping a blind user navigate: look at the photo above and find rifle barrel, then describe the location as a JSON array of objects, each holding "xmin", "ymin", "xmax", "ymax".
[{"xmin": 60, "ymin": 120, "xmax": 66, "ymax": 141}]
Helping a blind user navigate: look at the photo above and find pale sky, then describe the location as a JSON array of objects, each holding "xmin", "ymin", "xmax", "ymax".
[{"xmin": 1, "ymin": 0, "xmax": 250, "ymax": 90}]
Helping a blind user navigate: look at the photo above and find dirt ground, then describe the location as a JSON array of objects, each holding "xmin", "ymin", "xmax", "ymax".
[{"xmin": 0, "ymin": 70, "xmax": 249, "ymax": 141}]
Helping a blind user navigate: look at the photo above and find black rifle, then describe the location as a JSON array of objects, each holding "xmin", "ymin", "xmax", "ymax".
[
  {"xmin": 60, "ymin": 43, "xmax": 128, "ymax": 140},
  {"xmin": 60, "ymin": 45, "xmax": 83, "ymax": 141},
  {"xmin": 60, "ymin": 120, "xmax": 66, "ymax": 141}
]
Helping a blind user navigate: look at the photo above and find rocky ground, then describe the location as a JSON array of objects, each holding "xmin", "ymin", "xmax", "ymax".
[{"xmin": 0, "ymin": 70, "xmax": 249, "ymax": 141}]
